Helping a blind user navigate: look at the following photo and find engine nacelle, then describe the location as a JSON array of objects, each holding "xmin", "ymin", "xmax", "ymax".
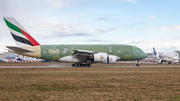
[
  {"xmin": 107, "ymin": 55, "xmax": 117, "ymax": 63},
  {"xmin": 93, "ymin": 53, "xmax": 118, "ymax": 64},
  {"xmin": 59, "ymin": 56, "xmax": 78, "ymax": 62},
  {"xmin": 102, "ymin": 55, "xmax": 117, "ymax": 64},
  {"xmin": 93, "ymin": 53, "xmax": 108, "ymax": 63}
]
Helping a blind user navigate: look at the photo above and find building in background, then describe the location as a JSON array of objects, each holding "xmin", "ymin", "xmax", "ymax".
[
  {"xmin": 146, "ymin": 53, "xmax": 154, "ymax": 59},
  {"xmin": 0, "ymin": 52, "xmax": 38, "ymax": 60},
  {"xmin": 0, "ymin": 52, "xmax": 5, "ymax": 60},
  {"xmin": 5, "ymin": 52, "xmax": 16, "ymax": 60}
]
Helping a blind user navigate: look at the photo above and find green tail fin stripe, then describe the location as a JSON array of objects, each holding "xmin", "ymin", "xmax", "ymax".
[{"xmin": 3, "ymin": 18, "xmax": 24, "ymax": 36}]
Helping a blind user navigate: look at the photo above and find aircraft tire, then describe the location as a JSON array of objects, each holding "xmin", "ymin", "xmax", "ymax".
[
  {"xmin": 136, "ymin": 64, "xmax": 140, "ymax": 67},
  {"xmin": 87, "ymin": 64, "xmax": 91, "ymax": 67},
  {"xmin": 72, "ymin": 64, "xmax": 90, "ymax": 67}
]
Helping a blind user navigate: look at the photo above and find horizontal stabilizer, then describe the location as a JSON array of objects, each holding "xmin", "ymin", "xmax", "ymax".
[{"xmin": 6, "ymin": 46, "xmax": 34, "ymax": 52}]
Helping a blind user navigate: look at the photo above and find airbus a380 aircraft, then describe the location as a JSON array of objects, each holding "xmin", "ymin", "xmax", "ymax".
[
  {"xmin": 3, "ymin": 17, "xmax": 146, "ymax": 67},
  {"xmin": 153, "ymin": 47, "xmax": 179, "ymax": 64}
]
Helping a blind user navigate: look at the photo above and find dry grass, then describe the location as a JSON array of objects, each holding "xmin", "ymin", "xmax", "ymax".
[{"xmin": 0, "ymin": 66, "xmax": 180, "ymax": 100}]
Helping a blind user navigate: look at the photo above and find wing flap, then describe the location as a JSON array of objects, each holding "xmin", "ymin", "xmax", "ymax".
[{"xmin": 6, "ymin": 46, "xmax": 34, "ymax": 52}]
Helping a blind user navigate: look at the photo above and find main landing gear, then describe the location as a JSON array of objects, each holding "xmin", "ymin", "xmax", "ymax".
[
  {"xmin": 72, "ymin": 64, "xmax": 91, "ymax": 67},
  {"xmin": 136, "ymin": 63, "xmax": 140, "ymax": 67},
  {"xmin": 168, "ymin": 61, "xmax": 171, "ymax": 64}
]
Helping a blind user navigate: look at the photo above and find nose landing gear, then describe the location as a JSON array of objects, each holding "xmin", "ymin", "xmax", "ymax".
[{"xmin": 136, "ymin": 60, "xmax": 140, "ymax": 67}]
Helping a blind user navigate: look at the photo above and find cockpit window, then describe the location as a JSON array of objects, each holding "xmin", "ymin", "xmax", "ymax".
[{"xmin": 136, "ymin": 50, "xmax": 139, "ymax": 52}]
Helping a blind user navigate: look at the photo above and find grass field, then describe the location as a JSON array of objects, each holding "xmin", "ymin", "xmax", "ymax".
[{"xmin": 0, "ymin": 64, "xmax": 180, "ymax": 100}]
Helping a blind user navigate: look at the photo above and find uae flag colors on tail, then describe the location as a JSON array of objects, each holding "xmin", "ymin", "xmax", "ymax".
[{"xmin": 3, "ymin": 17, "xmax": 40, "ymax": 47}]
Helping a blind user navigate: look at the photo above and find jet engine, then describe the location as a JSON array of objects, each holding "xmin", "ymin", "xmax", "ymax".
[
  {"xmin": 106, "ymin": 55, "xmax": 117, "ymax": 63},
  {"xmin": 92, "ymin": 53, "xmax": 119, "ymax": 63},
  {"xmin": 59, "ymin": 56, "xmax": 78, "ymax": 62},
  {"xmin": 93, "ymin": 53, "xmax": 108, "ymax": 62}
]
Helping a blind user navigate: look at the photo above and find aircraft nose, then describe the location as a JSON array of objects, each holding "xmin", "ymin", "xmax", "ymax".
[{"xmin": 143, "ymin": 52, "xmax": 147, "ymax": 59}]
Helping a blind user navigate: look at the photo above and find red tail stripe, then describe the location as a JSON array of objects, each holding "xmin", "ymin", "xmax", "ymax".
[{"xmin": 19, "ymin": 28, "xmax": 40, "ymax": 46}]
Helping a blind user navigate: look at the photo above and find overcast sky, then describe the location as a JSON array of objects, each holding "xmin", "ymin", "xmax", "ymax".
[{"xmin": 1, "ymin": 0, "xmax": 180, "ymax": 53}]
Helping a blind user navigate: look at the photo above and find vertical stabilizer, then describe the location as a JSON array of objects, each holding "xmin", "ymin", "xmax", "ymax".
[
  {"xmin": 153, "ymin": 47, "xmax": 157, "ymax": 59},
  {"xmin": 3, "ymin": 17, "xmax": 40, "ymax": 47},
  {"xmin": 153, "ymin": 47, "xmax": 157, "ymax": 55}
]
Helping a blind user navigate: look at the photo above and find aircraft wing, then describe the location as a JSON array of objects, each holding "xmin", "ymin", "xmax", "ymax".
[
  {"xmin": 71, "ymin": 50, "xmax": 98, "ymax": 55},
  {"xmin": 6, "ymin": 46, "xmax": 34, "ymax": 52},
  {"xmin": 63, "ymin": 47, "xmax": 98, "ymax": 55},
  {"xmin": 63, "ymin": 47, "xmax": 99, "ymax": 62}
]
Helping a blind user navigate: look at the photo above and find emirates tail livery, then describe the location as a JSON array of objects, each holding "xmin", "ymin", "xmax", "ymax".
[{"xmin": 3, "ymin": 17, "xmax": 146, "ymax": 67}]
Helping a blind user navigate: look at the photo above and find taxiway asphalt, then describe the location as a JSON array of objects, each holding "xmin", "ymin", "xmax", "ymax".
[{"xmin": 0, "ymin": 65, "xmax": 180, "ymax": 68}]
